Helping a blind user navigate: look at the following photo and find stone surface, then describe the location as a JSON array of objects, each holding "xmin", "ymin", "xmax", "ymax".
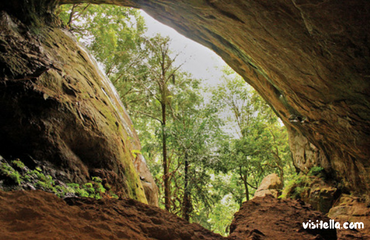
[
  {"xmin": 0, "ymin": 190, "xmax": 225, "ymax": 240},
  {"xmin": 253, "ymin": 173, "xmax": 283, "ymax": 198},
  {"xmin": 0, "ymin": 190, "xmax": 340, "ymax": 240},
  {"xmin": 134, "ymin": 154, "xmax": 159, "ymax": 206},
  {"xmin": 283, "ymin": 174, "xmax": 338, "ymax": 214},
  {"xmin": 229, "ymin": 195, "xmax": 337, "ymax": 240},
  {"xmin": 53, "ymin": 0, "xmax": 370, "ymax": 195},
  {"xmin": 0, "ymin": 10, "xmax": 157, "ymax": 205},
  {"xmin": 328, "ymin": 194, "xmax": 370, "ymax": 239}
]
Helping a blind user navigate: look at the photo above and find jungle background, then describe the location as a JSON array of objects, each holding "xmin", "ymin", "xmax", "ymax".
[{"xmin": 57, "ymin": 4, "xmax": 296, "ymax": 235}]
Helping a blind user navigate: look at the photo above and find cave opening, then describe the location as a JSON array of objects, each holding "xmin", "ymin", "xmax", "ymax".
[
  {"xmin": 1, "ymin": 0, "xmax": 370, "ymax": 238},
  {"xmin": 55, "ymin": 3, "xmax": 297, "ymax": 234}
]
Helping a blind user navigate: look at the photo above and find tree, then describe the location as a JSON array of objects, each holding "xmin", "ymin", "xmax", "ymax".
[
  {"xmin": 58, "ymin": 4, "xmax": 147, "ymax": 83},
  {"xmin": 211, "ymin": 67, "xmax": 294, "ymax": 203},
  {"xmin": 168, "ymin": 92, "xmax": 223, "ymax": 220},
  {"xmin": 136, "ymin": 35, "xmax": 183, "ymax": 211}
]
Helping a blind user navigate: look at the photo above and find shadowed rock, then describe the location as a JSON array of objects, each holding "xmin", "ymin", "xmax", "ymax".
[{"xmin": 0, "ymin": 9, "xmax": 157, "ymax": 205}]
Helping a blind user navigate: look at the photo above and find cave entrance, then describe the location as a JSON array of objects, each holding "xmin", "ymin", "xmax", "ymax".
[
  {"xmin": 57, "ymin": 4, "xmax": 296, "ymax": 235},
  {"xmin": 2, "ymin": 1, "xmax": 370, "ymax": 238}
]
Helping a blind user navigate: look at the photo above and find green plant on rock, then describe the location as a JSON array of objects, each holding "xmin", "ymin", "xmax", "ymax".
[
  {"xmin": 131, "ymin": 149, "xmax": 141, "ymax": 158},
  {"xmin": 96, "ymin": 182, "xmax": 106, "ymax": 194},
  {"xmin": 36, "ymin": 172, "xmax": 46, "ymax": 181},
  {"xmin": 280, "ymin": 174, "xmax": 310, "ymax": 199},
  {"xmin": 66, "ymin": 178, "xmax": 111, "ymax": 199},
  {"xmin": 23, "ymin": 174, "xmax": 32, "ymax": 182},
  {"xmin": 109, "ymin": 191, "xmax": 119, "ymax": 199},
  {"xmin": 0, "ymin": 162, "xmax": 22, "ymax": 185},
  {"xmin": 1, "ymin": 158, "xmax": 119, "ymax": 200},
  {"xmin": 0, "ymin": 162, "xmax": 13, "ymax": 175},
  {"xmin": 35, "ymin": 181, "xmax": 47, "ymax": 189},
  {"xmin": 92, "ymin": 176, "xmax": 102, "ymax": 183},
  {"xmin": 9, "ymin": 171, "xmax": 22, "ymax": 185},
  {"xmin": 308, "ymin": 166, "xmax": 324, "ymax": 176},
  {"xmin": 67, "ymin": 183, "xmax": 90, "ymax": 198},
  {"xmin": 83, "ymin": 182, "xmax": 96, "ymax": 196},
  {"xmin": 11, "ymin": 159, "xmax": 25, "ymax": 169}
]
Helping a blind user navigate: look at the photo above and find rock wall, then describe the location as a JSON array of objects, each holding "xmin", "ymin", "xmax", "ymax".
[
  {"xmin": 56, "ymin": 0, "xmax": 370, "ymax": 194},
  {"xmin": 0, "ymin": 3, "xmax": 157, "ymax": 205}
]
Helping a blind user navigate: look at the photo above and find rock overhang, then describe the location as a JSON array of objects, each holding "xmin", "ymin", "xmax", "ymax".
[{"xmin": 2, "ymin": 0, "xmax": 370, "ymax": 194}]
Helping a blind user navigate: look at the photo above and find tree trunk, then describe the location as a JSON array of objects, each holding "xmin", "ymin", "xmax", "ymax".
[
  {"xmin": 182, "ymin": 151, "xmax": 191, "ymax": 221},
  {"xmin": 239, "ymin": 166, "xmax": 249, "ymax": 201},
  {"xmin": 162, "ymin": 102, "xmax": 170, "ymax": 211},
  {"xmin": 243, "ymin": 176, "xmax": 250, "ymax": 201}
]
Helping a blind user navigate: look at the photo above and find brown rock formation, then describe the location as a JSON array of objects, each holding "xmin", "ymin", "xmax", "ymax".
[
  {"xmin": 229, "ymin": 195, "xmax": 337, "ymax": 240},
  {"xmin": 0, "ymin": 7, "xmax": 157, "ymax": 204},
  {"xmin": 0, "ymin": 190, "xmax": 340, "ymax": 240},
  {"xmin": 253, "ymin": 173, "xmax": 283, "ymax": 198},
  {"xmin": 328, "ymin": 194, "xmax": 370, "ymax": 239},
  {"xmin": 0, "ymin": 190, "xmax": 225, "ymax": 240},
  {"xmin": 53, "ymin": 0, "xmax": 369, "ymax": 195},
  {"xmin": 282, "ymin": 174, "xmax": 339, "ymax": 213}
]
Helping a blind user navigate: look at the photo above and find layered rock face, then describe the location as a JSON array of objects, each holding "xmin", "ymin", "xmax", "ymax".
[
  {"xmin": 55, "ymin": 0, "xmax": 370, "ymax": 194},
  {"xmin": 0, "ymin": 3, "xmax": 157, "ymax": 205}
]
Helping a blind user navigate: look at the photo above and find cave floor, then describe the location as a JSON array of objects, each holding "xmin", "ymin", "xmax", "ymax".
[{"xmin": 0, "ymin": 190, "xmax": 340, "ymax": 240}]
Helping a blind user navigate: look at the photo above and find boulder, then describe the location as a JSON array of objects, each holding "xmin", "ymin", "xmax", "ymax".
[
  {"xmin": 282, "ymin": 173, "xmax": 338, "ymax": 213},
  {"xmin": 253, "ymin": 173, "xmax": 283, "ymax": 198},
  {"xmin": 0, "ymin": 9, "xmax": 157, "ymax": 204},
  {"xmin": 328, "ymin": 194, "xmax": 370, "ymax": 239}
]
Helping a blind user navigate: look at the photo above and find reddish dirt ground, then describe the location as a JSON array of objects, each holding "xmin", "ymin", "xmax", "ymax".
[
  {"xmin": 0, "ymin": 191, "xmax": 337, "ymax": 240},
  {"xmin": 0, "ymin": 190, "xmax": 224, "ymax": 240}
]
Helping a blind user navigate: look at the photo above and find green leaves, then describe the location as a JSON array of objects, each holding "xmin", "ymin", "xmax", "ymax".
[{"xmin": 210, "ymin": 66, "xmax": 295, "ymax": 202}]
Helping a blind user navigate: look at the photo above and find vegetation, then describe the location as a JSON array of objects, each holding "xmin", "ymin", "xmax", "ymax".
[
  {"xmin": 0, "ymin": 158, "xmax": 118, "ymax": 199},
  {"xmin": 55, "ymin": 4, "xmax": 297, "ymax": 235},
  {"xmin": 308, "ymin": 166, "xmax": 324, "ymax": 176},
  {"xmin": 209, "ymin": 69, "xmax": 295, "ymax": 205}
]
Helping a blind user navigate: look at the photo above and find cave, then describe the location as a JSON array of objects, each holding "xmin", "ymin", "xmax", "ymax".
[
  {"xmin": 56, "ymin": 0, "xmax": 370, "ymax": 195},
  {"xmin": 0, "ymin": 0, "xmax": 369, "ymax": 239}
]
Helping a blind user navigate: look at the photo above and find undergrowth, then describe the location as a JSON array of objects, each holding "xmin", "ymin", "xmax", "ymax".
[
  {"xmin": 0, "ymin": 157, "xmax": 118, "ymax": 200},
  {"xmin": 280, "ymin": 166, "xmax": 325, "ymax": 199}
]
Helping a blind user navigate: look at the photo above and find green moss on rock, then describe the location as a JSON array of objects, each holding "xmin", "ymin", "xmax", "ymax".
[{"xmin": 0, "ymin": 11, "xmax": 150, "ymax": 204}]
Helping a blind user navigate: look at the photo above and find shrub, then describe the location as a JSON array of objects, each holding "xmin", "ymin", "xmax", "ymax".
[
  {"xmin": 11, "ymin": 159, "xmax": 25, "ymax": 169},
  {"xmin": 0, "ymin": 158, "xmax": 119, "ymax": 200},
  {"xmin": 308, "ymin": 166, "xmax": 324, "ymax": 176}
]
